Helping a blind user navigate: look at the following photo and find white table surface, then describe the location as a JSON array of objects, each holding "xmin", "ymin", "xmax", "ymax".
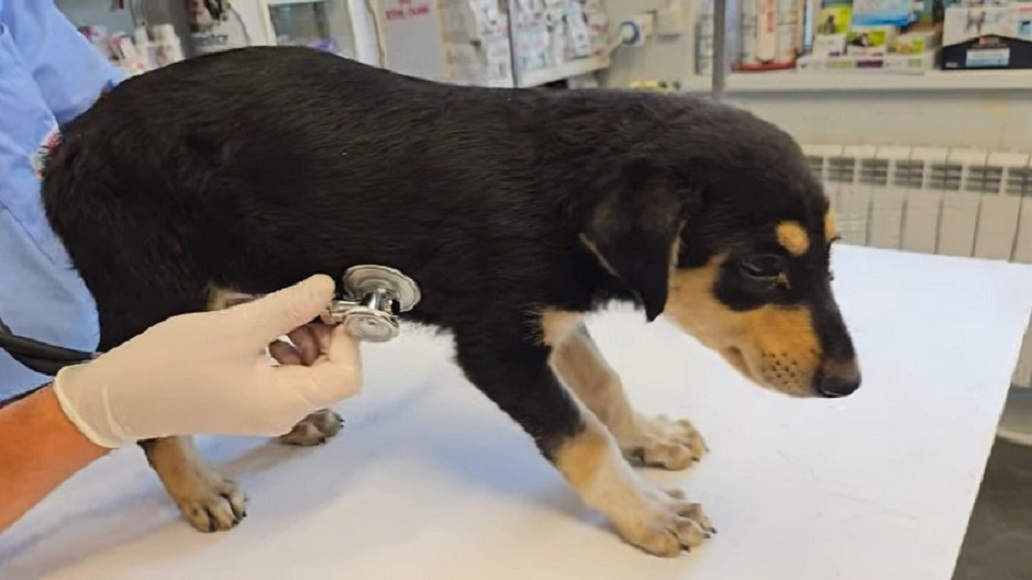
[{"xmin": 3, "ymin": 245, "xmax": 1032, "ymax": 580}]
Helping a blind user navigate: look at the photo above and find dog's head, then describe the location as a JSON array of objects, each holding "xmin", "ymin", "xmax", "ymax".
[{"xmin": 579, "ymin": 101, "xmax": 859, "ymax": 399}]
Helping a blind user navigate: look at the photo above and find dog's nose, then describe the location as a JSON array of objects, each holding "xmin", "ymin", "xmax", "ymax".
[{"xmin": 815, "ymin": 372, "xmax": 861, "ymax": 398}]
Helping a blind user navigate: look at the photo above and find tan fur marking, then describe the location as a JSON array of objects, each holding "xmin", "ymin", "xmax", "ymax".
[
  {"xmin": 141, "ymin": 436, "xmax": 247, "ymax": 531},
  {"xmin": 207, "ymin": 286, "xmax": 257, "ymax": 311},
  {"xmin": 554, "ymin": 416, "xmax": 613, "ymax": 492},
  {"xmin": 552, "ymin": 329, "xmax": 708, "ymax": 469},
  {"xmin": 538, "ymin": 309, "xmax": 582, "ymax": 347},
  {"xmin": 552, "ymin": 414, "xmax": 713, "ymax": 556},
  {"xmin": 775, "ymin": 221, "xmax": 810, "ymax": 256},
  {"xmin": 668, "ymin": 234, "xmax": 683, "ymax": 269},
  {"xmin": 663, "ymin": 255, "xmax": 822, "ymax": 397},
  {"xmin": 825, "ymin": 210, "xmax": 838, "ymax": 242},
  {"xmin": 552, "ymin": 326, "xmax": 629, "ymax": 428}
]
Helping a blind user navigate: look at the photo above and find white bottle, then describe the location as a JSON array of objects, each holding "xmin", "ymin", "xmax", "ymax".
[
  {"xmin": 151, "ymin": 24, "xmax": 186, "ymax": 66},
  {"xmin": 132, "ymin": 26, "xmax": 157, "ymax": 71}
]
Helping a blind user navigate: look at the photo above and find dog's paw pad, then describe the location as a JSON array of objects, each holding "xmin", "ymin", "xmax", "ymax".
[
  {"xmin": 277, "ymin": 409, "xmax": 343, "ymax": 446},
  {"xmin": 624, "ymin": 415, "xmax": 708, "ymax": 471},
  {"xmin": 176, "ymin": 476, "xmax": 247, "ymax": 532}
]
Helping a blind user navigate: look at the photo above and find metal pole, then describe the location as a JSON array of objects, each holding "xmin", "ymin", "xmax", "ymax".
[
  {"xmin": 505, "ymin": 0, "xmax": 522, "ymax": 88},
  {"xmin": 711, "ymin": 0, "xmax": 728, "ymax": 100}
]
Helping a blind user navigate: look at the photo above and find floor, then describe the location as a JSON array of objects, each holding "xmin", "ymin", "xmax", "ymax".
[{"xmin": 953, "ymin": 430, "xmax": 1032, "ymax": 578}]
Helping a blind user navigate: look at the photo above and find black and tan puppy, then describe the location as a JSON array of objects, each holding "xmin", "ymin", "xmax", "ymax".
[{"xmin": 41, "ymin": 46, "xmax": 859, "ymax": 557}]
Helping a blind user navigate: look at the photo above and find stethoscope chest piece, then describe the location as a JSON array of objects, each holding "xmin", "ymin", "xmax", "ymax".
[{"xmin": 321, "ymin": 265, "xmax": 422, "ymax": 343}]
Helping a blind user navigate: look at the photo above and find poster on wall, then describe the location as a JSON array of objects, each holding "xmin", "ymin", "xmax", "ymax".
[{"xmin": 187, "ymin": 0, "xmax": 251, "ymax": 54}]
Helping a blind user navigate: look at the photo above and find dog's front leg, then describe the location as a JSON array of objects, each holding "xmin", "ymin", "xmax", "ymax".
[
  {"xmin": 454, "ymin": 330, "xmax": 713, "ymax": 557},
  {"xmin": 550, "ymin": 322, "xmax": 707, "ymax": 470}
]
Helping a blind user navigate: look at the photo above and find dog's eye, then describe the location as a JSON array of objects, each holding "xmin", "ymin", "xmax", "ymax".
[{"xmin": 740, "ymin": 254, "xmax": 785, "ymax": 279}]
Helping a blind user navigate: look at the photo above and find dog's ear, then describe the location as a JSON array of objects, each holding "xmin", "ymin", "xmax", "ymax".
[{"xmin": 580, "ymin": 157, "xmax": 694, "ymax": 322}]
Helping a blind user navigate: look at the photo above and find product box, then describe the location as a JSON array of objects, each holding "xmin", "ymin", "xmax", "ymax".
[
  {"xmin": 851, "ymin": 0, "xmax": 913, "ymax": 26},
  {"xmin": 895, "ymin": 30, "xmax": 940, "ymax": 54},
  {"xmin": 942, "ymin": 4, "xmax": 1032, "ymax": 69},
  {"xmin": 812, "ymin": 33, "xmax": 848, "ymax": 56},
  {"xmin": 817, "ymin": 5, "xmax": 852, "ymax": 35},
  {"xmin": 846, "ymin": 24, "xmax": 900, "ymax": 56},
  {"xmin": 797, "ymin": 51, "xmax": 937, "ymax": 72}
]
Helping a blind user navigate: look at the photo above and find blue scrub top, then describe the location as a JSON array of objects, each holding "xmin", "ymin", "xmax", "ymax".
[{"xmin": 0, "ymin": 0, "xmax": 123, "ymax": 399}]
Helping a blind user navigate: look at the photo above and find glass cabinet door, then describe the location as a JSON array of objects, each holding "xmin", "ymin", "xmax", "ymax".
[{"xmin": 262, "ymin": 0, "xmax": 357, "ymax": 58}]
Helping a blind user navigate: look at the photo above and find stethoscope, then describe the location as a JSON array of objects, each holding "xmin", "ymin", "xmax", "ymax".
[
  {"xmin": 0, "ymin": 316, "xmax": 94, "ymax": 376},
  {"xmin": 0, "ymin": 265, "xmax": 421, "ymax": 377}
]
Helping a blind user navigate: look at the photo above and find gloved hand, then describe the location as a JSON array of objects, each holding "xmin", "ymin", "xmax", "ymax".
[{"xmin": 52, "ymin": 275, "xmax": 362, "ymax": 448}]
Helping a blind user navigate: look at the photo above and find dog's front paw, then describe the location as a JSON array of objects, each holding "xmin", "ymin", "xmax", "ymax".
[
  {"xmin": 615, "ymin": 488, "xmax": 715, "ymax": 557},
  {"xmin": 172, "ymin": 473, "xmax": 248, "ymax": 532},
  {"xmin": 623, "ymin": 415, "xmax": 708, "ymax": 470},
  {"xmin": 277, "ymin": 409, "xmax": 343, "ymax": 446}
]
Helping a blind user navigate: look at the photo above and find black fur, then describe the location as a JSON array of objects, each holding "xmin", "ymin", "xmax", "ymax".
[{"xmin": 41, "ymin": 46, "xmax": 846, "ymax": 458}]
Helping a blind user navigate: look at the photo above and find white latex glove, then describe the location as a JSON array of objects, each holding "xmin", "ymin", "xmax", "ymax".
[{"xmin": 52, "ymin": 275, "xmax": 362, "ymax": 448}]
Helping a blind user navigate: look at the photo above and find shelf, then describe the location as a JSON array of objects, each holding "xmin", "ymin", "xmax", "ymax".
[
  {"xmin": 680, "ymin": 69, "xmax": 1032, "ymax": 93},
  {"xmin": 519, "ymin": 54, "xmax": 611, "ymax": 88}
]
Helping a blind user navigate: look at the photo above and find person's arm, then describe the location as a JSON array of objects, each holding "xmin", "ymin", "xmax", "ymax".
[
  {"xmin": 0, "ymin": 275, "xmax": 363, "ymax": 534},
  {"xmin": 0, "ymin": 0, "xmax": 123, "ymax": 126},
  {"xmin": 0, "ymin": 385, "xmax": 109, "ymax": 532},
  {"xmin": 0, "ymin": 0, "xmax": 124, "ymax": 401}
]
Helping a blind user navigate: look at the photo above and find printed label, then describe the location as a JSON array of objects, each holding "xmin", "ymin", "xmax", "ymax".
[{"xmin": 966, "ymin": 48, "xmax": 1010, "ymax": 67}]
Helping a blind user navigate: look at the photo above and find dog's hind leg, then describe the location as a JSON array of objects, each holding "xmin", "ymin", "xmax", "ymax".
[
  {"xmin": 208, "ymin": 288, "xmax": 343, "ymax": 447},
  {"xmin": 140, "ymin": 436, "xmax": 248, "ymax": 531},
  {"xmin": 550, "ymin": 321, "xmax": 707, "ymax": 471},
  {"xmin": 93, "ymin": 288, "xmax": 250, "ymax": 533},
  {"xmin": 41, "ymin": 146, "xmax": 257, "ymax": 532},
  {"xmin": 101, "ymin": 307, "xmax": 250, "ymax": 533}
]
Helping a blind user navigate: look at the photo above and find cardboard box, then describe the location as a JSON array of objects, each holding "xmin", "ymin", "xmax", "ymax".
[
  {"xmin": 942, "ymin": 4, "xmax": 1032, "ymax": 69},
  {"xmin": 846, "ymin": 24, "xmax": 900, "ymax": 57},
  {"xmin": 812, "ymin": 33, "xmax": 848, "ymax": 57},
  {"xmin": 895, "ymin": 30, "xmax": 940, "ymax": 54},
  {"xmin": 796, "ymin": 51, "xmax": 937, "ymax": 72}
]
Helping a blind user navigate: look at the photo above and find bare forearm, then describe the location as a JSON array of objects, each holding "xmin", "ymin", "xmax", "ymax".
[{"xmin": 0, "ymin": 385, "xmax": 109, "ymax": 533}]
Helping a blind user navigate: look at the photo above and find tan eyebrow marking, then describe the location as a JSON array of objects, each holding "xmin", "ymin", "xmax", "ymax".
[
  {"xmin": 776, "ymin": 221, "xmax": 810, "ymax": 256},
  {"xmin": 824, "ymin": 210, "xmax": 838, "ymax": 243}
]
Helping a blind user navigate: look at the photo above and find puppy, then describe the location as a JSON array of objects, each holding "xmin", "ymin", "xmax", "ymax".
[{"xmin": 40, "ymin": 46, "xmax": 859, "ymax": 557}]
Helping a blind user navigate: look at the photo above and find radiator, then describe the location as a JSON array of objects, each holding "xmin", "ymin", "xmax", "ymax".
[{"xmin": 801, "ymin": 144, "xmax": 1032, "ymax": 388}]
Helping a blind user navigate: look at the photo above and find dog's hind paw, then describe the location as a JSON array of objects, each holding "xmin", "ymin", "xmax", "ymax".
[
  {"xmin": 623, "ymin": 415, "xmax": 708, "ymax": 470},
  {"xmin": 277, "ymin": 408, "xmax": 343, "ymax": 446},
  {"xmin": 173, "ymin": 474, "xmax": 248, "ymax": 532}
]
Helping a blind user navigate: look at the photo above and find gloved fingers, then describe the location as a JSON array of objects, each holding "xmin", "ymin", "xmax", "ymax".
[
  {"xmin": 324, "ymin": 324, "xmax": 360, "ymax": 366},
  {"xmin": 268, "ymin": 339, "xmax": 303, "ymax": 366},
  {"xmin": 225, "ymin": 274, "xmax": 336, "ymax": 347},
  {"xmin": 311, "ymin": 323, "xmax": 337, "ymax": 356},
  {"xmin": 273, "ymin": 326, "xmax": 362, "ymax": 408},
  {"xmin": 285, "ymin": 325, "xmax": 322, "ymax": 365}
]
